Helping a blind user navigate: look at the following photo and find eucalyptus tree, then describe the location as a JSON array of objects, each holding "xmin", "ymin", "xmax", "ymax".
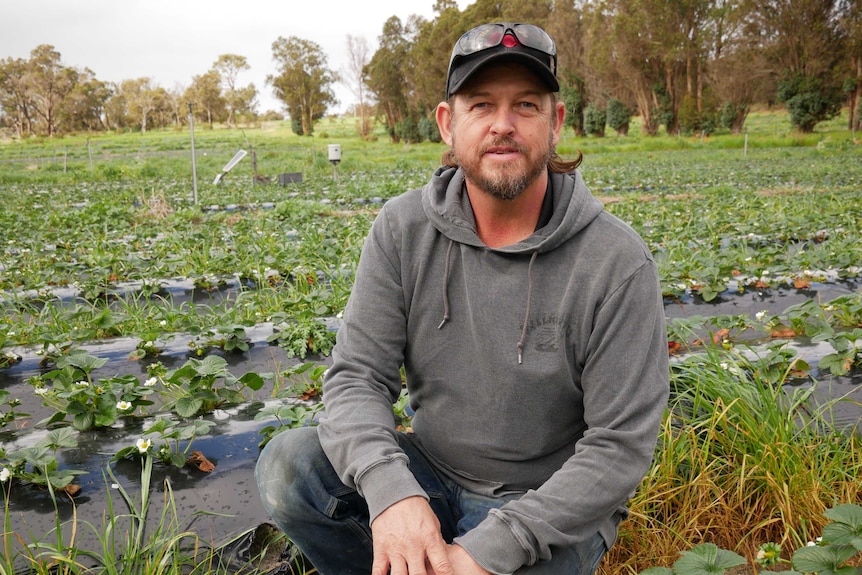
[
  {"xmin": 407, "ymin": 9, "xmax": 459, "ymax": 113},
  {"xmin": 705, "ymin": 0, "xmax": 773, "ymax": 132},
  {"xmin": 549, "ymin": 2, "xmax": 592, "ymax": 136},
  {"xmin": 0, "ymin": 57, "xmax": 34, "ymax": 137},
  {"xmin": 120, "ymin": 77, "xmax": 169, "ymax": 133},
  {"xmin": 268, "ymin": 36, "xmax": 337, "ymax": 136},
  {"xmin": 55, "ymin": 69, "xmax": 111, "ymax": 133},
  {"xmin": 752, "ymin": 0, "xmax": 845, "ymax": 131},
  {"xmin": 837, "ymin": 0, "xmax": 862, "ymax": 132},
  {"xmin": 588, "ymin": 0, "xmax": 669, "ymax": 135},
  {"xmin": 365, "ymin": 17, "xmax": 413, "ymax": 141},
  {"xmin": 212, "ymin": 54, "xmax": 256, "ymax": 127},
  {"xmin": 185, "ymin": 70, "xmax": 226, "ymax": 128},
  {"xmin": 22, "ymin": 45, "xmax": 77, "ymax": 137}
]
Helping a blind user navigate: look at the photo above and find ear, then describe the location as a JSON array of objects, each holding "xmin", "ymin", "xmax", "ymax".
[
  {"xmin": 551, "ymin": 99, "xmax": 565, "ymax": 146},
  {"xmin": 436, "ymin": 101, "xmax": 454, "ymax": 146}
]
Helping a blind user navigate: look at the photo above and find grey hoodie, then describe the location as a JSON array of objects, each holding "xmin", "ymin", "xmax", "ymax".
[{"xmin": 319, "ymin": 166, "xmax": 669, "ymax": 574}]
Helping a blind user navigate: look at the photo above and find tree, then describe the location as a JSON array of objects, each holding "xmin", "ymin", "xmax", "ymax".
[
  {"xmin": 343, "ymin": 34, "xmax": 373, "ymax": 138},
  {"xmin": 590, "ymin": 1, "xmax": 666, "ymax": 135},
  {"xmin": 366, "ymin": 17, "xmax": 414, "ymax": 141},
  {"xmin": 56, "ymin": 69, "xmax": 111, "ymax": 132},
  {"xmin": 23, "ymin": 45, "xmax": 77, "ymax": 136},
  {"xmin": 607, "ymin": 98, "xmax": 632, "ymax": 135},
  {"xmin": 212, "ymin": 54, "xmax": 256, "ymax": 127},
  {"xmin": 121, "ymin": 77, "xmax": 166, "ymax": 133},
  {"xmin": 706, "ymin": 0, "xmax": 773, "ymax": 133},
  {"xmin": 185, "ymin": 71, "xmax": 226, "ymax": 128},
  {"xmin": 268, "ymin": 36, "xmax": 337, "ymax": 136},
  {"xmin": 0, "ymin": 57, "xmax": 35, "ymax": 137},
  {"xmin": 837, "ymin": 0, "xmax": 862, "ymax": 133},
  {"xmin": 752, "ymin": 0, "xmax": 846, "ymax": 131}
]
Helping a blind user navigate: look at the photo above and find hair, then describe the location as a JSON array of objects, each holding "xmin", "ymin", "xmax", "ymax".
[{"xmin": 440, "ymin": 93, "xmax": 583, "ymax": 173}]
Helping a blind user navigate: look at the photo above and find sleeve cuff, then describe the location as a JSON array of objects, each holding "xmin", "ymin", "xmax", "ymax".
[
  {"xmin": 358, "ymin": 458, "xmax": 429, "ymax": 523},
  {"xmin": 454, "ymin": 512, "xmax": 533, "ymax": 574}
]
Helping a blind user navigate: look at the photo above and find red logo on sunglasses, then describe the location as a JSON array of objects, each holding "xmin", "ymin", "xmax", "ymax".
[{"xmin": 501, "ymin": 33, "xmax": 521, "ymax": 48}]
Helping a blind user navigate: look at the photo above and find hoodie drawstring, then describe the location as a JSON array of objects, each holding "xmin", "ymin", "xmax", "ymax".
[
  {"xmin": 438, "ymin": 241, "xmax": 537, "ymax": 365},
  {"xmin": 437, "ymin": 239, "xmax": 454, "ymax": 329},
  {"xmin": 517, "ymin": 251, "xmax": 537, "ymax": 364}
]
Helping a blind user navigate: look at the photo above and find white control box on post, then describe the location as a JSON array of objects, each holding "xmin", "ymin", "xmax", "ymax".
[{"xmin": 328, "ymin": 144, "xmax": 341, "ymax": 182}]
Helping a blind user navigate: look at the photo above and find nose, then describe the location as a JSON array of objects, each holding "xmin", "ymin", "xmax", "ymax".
[{"xmin": 488, "ymin": 107, "xmax": 516, "ymax": 136}]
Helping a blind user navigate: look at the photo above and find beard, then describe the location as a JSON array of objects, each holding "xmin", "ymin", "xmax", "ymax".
[{"xmin": 454, "ymin": 134, "xmax": 553, "ymax": 200}]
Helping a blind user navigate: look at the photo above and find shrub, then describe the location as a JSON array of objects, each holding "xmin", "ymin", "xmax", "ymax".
[
  {"xmin": 606, "ymin": 99, "xmax": 631, "ymax": 136},
  {"xmin": 777, "ymin": 73, "xmax": 842, "ymax": 133},
  {"xmin": 584, "ymin": 104, "xmax": 606, "ymax": 137},
  {"xmin": 418, "ymin": 116, "xmax": 441, "ymax": 143},
  {"xmin": 561, "ymin": 74, "xmax": 586, "ymax": 136},
  {"xmin": 394, "ymin": 117, "xmax": 421, "ymax": 144}
]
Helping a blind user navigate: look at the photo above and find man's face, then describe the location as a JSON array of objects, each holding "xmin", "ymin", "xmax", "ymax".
[{"xmin": 441, "ymin": 61, "xmax": 563, "ymax": 201}]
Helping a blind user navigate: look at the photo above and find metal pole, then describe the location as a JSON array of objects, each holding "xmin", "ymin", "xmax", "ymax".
[{"xmin": 188, "ymin": 103, "xmax": 198, "ymax": 205}]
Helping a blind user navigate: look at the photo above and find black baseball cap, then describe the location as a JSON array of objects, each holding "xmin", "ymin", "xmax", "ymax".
[{"xmin": 446, "ymin": 23, "xmax": 559, "ymax": 99}]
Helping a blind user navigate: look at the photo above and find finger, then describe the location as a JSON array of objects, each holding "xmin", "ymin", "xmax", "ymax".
[
  {"xmin": 425, "ymin": 542, "xmax": 455, "ymax": 575},
  {"xmin": 370, "ymin": 553, "xmax": 391, "ymax": 575}
]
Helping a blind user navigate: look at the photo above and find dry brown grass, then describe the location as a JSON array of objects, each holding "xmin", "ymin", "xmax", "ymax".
[
  {"xmin": 136, "ymin": 189, "xmax": 173, "ymax": 221},
  {"xmin": 600, "ymin": 414, "xmax": 862, "ymax": 575}
]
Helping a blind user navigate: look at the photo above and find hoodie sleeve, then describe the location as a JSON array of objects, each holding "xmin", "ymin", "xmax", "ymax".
[
  {"xmin": 455, "ymin": 255, "xmax": 670, "ymax": 574},
  {"xmin": 317, "ymin": 202, "xmax": 429, "ymax": 522}
]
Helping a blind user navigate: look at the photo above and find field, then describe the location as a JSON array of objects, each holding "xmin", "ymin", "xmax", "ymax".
[{"xmin": 1, "ymin": 110, "xmax": 861, "ymax": 575}]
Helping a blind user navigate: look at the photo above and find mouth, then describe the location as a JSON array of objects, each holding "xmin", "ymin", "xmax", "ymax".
[{"xmin": 483, "ymin": 144, "xmax": 522, "ymax": 160}]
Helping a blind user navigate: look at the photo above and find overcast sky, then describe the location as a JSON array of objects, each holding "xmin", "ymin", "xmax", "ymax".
[{"xmin": 1, "ymin": 0, "xmax": 469, "ymax": 114}]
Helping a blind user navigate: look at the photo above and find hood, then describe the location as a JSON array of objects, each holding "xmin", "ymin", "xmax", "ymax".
[{"xmin": 421, "ymin": 166, "xmax": 604, "ymax": 253}]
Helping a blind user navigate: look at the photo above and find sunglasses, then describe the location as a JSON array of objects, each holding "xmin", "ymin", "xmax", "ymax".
[{"xmin": 449, "ymin": 23, "xmax": 557, "ymax": 74}]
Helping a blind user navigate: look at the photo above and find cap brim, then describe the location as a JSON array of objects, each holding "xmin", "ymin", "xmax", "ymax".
[{"xmin": 447, "ymin": 48, "xmax": 559, "ymax": 99}]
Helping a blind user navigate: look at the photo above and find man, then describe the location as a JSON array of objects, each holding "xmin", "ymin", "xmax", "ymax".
[{"xmin": 255, "ymin": 22, "xmax": 669, "ymax": 575}]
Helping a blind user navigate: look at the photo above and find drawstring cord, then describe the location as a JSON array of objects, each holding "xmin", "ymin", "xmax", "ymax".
[
  {"xmin": 437, "ymin": 239, "xmax": 454, "ymax": 329},
  {"xmin": 438, "ymin": 240, "xmax": 537, "ymax": 365},
  {"xmin": 517, "ymin": 251, "xmax": 537, "ymax": 364}
]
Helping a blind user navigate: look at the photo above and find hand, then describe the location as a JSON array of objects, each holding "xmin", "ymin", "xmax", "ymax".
[
  {"xmin": 446, "ymin": 544, "xmax": 493, "ymax": 575},
  {"xmin": 370, "ymin": 496, "xmax": 455, "ymax": 575}
]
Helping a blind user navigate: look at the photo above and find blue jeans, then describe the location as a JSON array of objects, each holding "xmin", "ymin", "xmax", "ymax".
[{"xmin": 255, "ymin": 426, "xmax": 607, "ymax": 575}]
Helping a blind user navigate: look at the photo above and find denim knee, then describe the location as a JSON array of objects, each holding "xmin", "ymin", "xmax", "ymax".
[{"xmin": 255, "ymin": 426, "xmax": 323, "ymax": 523}]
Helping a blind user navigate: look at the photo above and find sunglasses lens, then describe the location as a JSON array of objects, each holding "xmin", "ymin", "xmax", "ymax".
[
  {"xmin": 457, "ymin": 24, "xmax": 506, "ymax": 54},
  {"xmin": 512, "ymin": 24, "xmax": 555, "ymax": 54},
  {"xmin": 455, "ymin": 23, "xmax": 556, "ymax": 59}
]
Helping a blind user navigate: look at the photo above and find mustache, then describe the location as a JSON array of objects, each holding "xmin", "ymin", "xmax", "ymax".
[{"xmin": 480, "ymin": 137, "xmax": 527, "ymax": 155}]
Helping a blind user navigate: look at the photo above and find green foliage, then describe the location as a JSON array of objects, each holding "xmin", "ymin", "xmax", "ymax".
[
  {"xmin": 113, "ymin": 417, "xmax": 217, "ymax": 468},
  {"xmin": 817, "ymin": 328, "xmax": 862, "ymax": 376},
  {"xmin": 642, "ymin": 543, "xmax": 747, "ymax": 575},
  {"xmin": 269, "ymin": 36, "xmax": 337, "ymax": 136},
  {"xmin": 267, "ymin": 315, "xmax": 337, "ymax": 359},
  {"xmin": 188, "ymin": 323, "xmax": 252, "ymax": 355},
  {"xmin": 290, "ymin": 116, "xmax": 303, "ymax": 136},
  {"xmin": 606, "ymin": 99, "xmax": 631, "ymax": 136},
  {"xmin": 640, "ymin": 505, "xmax": 862, "ymax": 575},
  {"xmin": 0, "ymin": 390, "xmax": 27, "ymax": 429},
  {"xmin": 394, "ymin": 116, "xmax": 421, "ymax": 144},
  {"xmin": 1, "ymin": 428, "xmax": 87, "ymax": 490},
  {"xmin": 584, "ymin": 103, "xmax": 606, "ymax": 137},
  {"xmin": 160, "ymin": 355, "xmax": 265, "ymax": 418},
  {"xmin": 778, "ymin": 74, "xmax": 843, "ymax": 133},
  {"xmin": 418, "ymin": 116, "xmax": 441, "ymax": 143},
  {"xmin": 561, "ymin": 73, "xmax": 586, "ymax": 136},
  {"xmin": 28, "ymin": 351, "xmax": 156, "ymax": 431},
  {"xmin": 255, "ymin": 404, "xmax": 322, "ymax": 447}
]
